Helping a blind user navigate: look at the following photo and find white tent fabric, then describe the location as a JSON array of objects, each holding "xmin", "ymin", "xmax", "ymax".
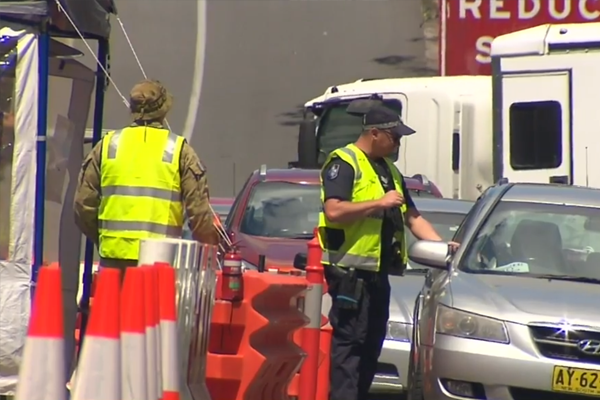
[
  {"xmin": 10, "ymin": 28, "xmax": 38, "ymax": 264},
  {"xmin": 0, "ymin": 25, "xmax": 95, "ymax": 395},
  {"xmin": 0, "ymin": 27, "xmax": 37, "ymax": 394}
]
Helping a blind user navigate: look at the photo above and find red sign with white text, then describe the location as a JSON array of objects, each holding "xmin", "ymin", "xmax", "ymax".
[{"xmin": 440, "ymin": 0, "xmax": 600, "ymax": 76}]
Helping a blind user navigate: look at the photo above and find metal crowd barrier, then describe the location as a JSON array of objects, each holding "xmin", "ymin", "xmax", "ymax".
[{"xmin": 139, "ymin": 239, "xmax": 219, "ymax": 400}]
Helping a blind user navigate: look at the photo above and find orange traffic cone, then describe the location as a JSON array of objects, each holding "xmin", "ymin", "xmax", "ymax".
[
  {"xmin": 143, "ymin": 265, "xmax": 160, "ymax": 400},
  {"xmin": 72, "ymin": 268, "xmax": 121, "ymax": 400},
  {"xmin": 157, "ymin": 262, "xmax": 180, "ymax": 400},
  {"xmin": 121, "ymin": 267, "xmax": 148, "ymax": 400},
  {"xmin": 16, "ymin": 266, "xmax": 66, "ymax": 400}
]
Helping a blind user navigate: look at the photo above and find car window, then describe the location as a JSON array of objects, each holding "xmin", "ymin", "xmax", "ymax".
[
  {"xmin": 451, "ymin": 190, "xmax": 494, "ymax": 245},
  {"xmin": 460, "ymin": 202, "xmax": 600, "ymax": 279},
  {"xmin": 407, "ymin": 211, "xmax": 467, "ymax": 269},
  {"xmin": 225, "ymin": 173, "xmax": 253, "ymax": 229},
  {"xmin": 240, "ymin": 182, "xmax": 321, "ymax": 238}
]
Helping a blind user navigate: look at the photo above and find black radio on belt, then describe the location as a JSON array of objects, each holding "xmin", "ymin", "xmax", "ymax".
[{"xmin": 391, "ymin": 242, "xmax": 407, "ymax": 276}]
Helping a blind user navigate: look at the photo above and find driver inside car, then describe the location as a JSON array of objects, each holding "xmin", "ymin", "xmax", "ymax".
[
  {"xmin": 475, "ymin": 237, "xmax": 530, "ymax": 273},
  {"xmin": 476, "ymin": 219, "xmax": 566, "ymax": 274}
]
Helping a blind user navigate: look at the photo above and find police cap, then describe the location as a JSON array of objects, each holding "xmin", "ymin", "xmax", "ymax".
[{"xmin": 363, "ymin": 105, "xmax": 416, "ymax": 137}]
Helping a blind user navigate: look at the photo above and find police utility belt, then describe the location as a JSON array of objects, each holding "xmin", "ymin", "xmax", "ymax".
[{"xmin": 329, "ymin": 240, "xmax": 404, "ymax": 311}]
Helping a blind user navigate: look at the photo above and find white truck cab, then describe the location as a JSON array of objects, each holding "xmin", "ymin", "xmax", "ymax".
[
  {"xmin": 294, "ymin": 22, "xmax": 600, "ymax": 200},
  {"xmin": 298, "ymin": 76, "xmax": 493, "ymax": 199},
  {"xmin": 491, "ymin": 22, "xmax": 600, "ymax": 188}
]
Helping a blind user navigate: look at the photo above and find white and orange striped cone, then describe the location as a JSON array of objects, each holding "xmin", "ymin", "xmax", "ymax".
[
  {"xmin": 16, "ymin": 266, "xmax": 66, "ymax": 400},
  {"xmin": 143, "ymin": 265, "xmax": 160, "ymax": 400},
  {"xmin": 157, "ymin": 263, "xmax": 180, "ymax": 400},
  {"xmin": 72, "ymin": 268, "xmax": 121, "ymax": 400},
  {"xmin": 121, "ymin": 267, "xmax": 148, "ymax": 400}
]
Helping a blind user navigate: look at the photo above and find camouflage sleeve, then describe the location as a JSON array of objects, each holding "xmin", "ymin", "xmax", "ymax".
[
  {"xmin": 73, "ymin": 141, "xmax": 102, "ymax": 245},
  {"xmin": 179, "ymin": 141, "xmax": 219, "ymax": 245}
]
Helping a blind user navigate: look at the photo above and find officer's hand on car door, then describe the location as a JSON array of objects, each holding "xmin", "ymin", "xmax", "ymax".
[{"xmin": 379, "ymin": 190, "xmax": 404, "ymax": 208}]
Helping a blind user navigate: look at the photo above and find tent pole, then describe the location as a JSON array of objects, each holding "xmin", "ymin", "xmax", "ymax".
[
  {"xmin": 79, "ymin": 37, "xmax": 108, "ymax": 352},
  {"xmin": 32, "ymin": 22, "xmax": 50, "ymax": 296}
]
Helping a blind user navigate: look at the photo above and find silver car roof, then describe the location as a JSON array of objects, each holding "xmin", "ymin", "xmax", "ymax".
[
  {"xmin": 502, "ymin": 183, "xmax": 600, "ymax": 208},
  {"xmin": 414, "ymin": 197, "xmax": 474, "ymax": 214}
]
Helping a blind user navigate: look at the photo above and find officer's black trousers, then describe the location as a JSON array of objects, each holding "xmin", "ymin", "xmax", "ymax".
[{"xmin": 325, "ymin": 267, "xmax": 391, "ymax": 400}]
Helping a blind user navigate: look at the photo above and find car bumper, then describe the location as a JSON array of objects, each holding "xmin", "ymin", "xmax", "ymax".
[
  {"xmin": 422, "ymin": 324, "xmax": 600, "ymax": 400},
  {"xmin": 371, "ymin": 338, "xmax": 411, "ymax": 393}
]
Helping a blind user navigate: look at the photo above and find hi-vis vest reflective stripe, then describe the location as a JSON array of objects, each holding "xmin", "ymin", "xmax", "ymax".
[
  {"xmin": 99, "ymin": 127, "xmax": 185, "ymax": 260},
  {"xmin": 318, "ymin": 144, "xmax": 408, "ymax": 272}
]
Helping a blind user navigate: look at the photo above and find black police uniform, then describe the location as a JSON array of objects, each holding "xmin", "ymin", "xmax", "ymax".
[{"xmin": 321, "ymin": 155, "xmax": 415, "ymax": 400}]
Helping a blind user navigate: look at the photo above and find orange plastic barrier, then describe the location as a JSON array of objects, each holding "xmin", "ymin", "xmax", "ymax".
[
  {"xmin": 287, "ymin": 315, "xmax": 331, "ymax": 400},
  {"xmin": 287, "ymin": 229, "xmax": 331, "ymax": 400},
  {"xmin": 316, "ymin": 324, "xmax": 332, "ymax": 400},
  {"xmin": 206, "ymin": 271, "xmax": 308, "ymax": 400}
]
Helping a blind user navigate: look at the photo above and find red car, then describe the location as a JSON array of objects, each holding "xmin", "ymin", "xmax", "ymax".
[{"xmin": 224, "ymin": 167, "xmax": 442, "ymax": 270}]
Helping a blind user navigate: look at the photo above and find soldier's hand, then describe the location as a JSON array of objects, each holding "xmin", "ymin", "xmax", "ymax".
[{"xmin": 379, "ymin": 190, "xmax": 404, "ymax": 208}]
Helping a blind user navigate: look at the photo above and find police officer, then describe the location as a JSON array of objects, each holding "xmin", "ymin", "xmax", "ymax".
[
  {"xmin": 74, "ymin": 79, "xmax": 219, "ymax": 275},
  {"xmin": 318, "ymin": 105, "xmax": 444, "ymax": 400}
]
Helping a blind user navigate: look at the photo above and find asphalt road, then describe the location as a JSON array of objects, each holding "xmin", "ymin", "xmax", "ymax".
[{"xmin": 102, "ymin": 0, "xmax": 433, "ymax": 197}]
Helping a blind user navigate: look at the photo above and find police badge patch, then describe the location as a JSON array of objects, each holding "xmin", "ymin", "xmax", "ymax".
[{"xmin": 327, "ymin": 163, "xmax": 340, "ymax": 180}]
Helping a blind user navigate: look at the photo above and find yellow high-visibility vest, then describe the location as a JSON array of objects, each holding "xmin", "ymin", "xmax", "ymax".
[
  {"xmin": 318, "ymin": 143, "xmax": 408, "ymax": 272},
  {"xmin": 99, "ymin": 126, "xmax": 185, "ymax": 260}
]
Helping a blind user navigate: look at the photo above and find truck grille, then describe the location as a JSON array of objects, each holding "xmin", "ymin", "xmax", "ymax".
[{"xmin": 529, "ymin": 325, "xmax": 600, "ymax": 366}]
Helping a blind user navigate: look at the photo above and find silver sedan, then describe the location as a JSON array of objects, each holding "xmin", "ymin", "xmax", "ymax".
[
  {"xmin": 407, "ymin": 182, "xmax": 600, "ymax": 400},
  {"xmin": 371, "ymin": 197, "xmax": 474, "ymax": 394}
]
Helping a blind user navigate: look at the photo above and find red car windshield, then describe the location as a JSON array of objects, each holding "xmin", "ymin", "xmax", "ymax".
[
  {"xmin": 239, "ymin": 181, "xmax": 440, "ymax": 239},
  {"xmin": 240, "ymin": 182, "xmax": 321, "ymax": 239}
]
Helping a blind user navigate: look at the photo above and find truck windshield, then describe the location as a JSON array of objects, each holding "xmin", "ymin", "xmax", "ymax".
[{"xmin": 316, "ymin": 101, "xmax": 402, "ymax": 165}]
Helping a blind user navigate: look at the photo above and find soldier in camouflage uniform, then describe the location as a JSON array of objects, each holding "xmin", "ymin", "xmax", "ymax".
[{"xmin": 74, "ymin": 80, "xmax": 218, "ymax": 273}]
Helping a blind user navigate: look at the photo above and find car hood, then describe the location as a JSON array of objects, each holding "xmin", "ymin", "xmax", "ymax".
[
  {"xmin": 238, "ymin": 233, "xmax": 308, "ymax": 269},
  {"xmin": 388, "ymin": 273, "xmax": 427, "ymax": 324},
  {"xmin": 449, "ymin": 272, "xmax": 600, "ymax": 326}
]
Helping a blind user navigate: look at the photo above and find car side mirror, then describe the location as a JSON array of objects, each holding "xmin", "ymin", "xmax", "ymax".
[
  {"xmin": 408, "ymin": 240, "xmax": 450, "ymax": 270},
  {"xmin": 293, "ymin": 252, "xmax": 307, "ymax": 271}
]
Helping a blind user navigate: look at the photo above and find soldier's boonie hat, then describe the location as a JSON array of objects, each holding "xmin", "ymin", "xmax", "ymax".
[
  {"xmin": 129, "ymin": 79, "xmax": 173, "ymax": 121},
  {"xmin": 363, "ymin": 105, "xmax": 416, "ymax": 137}
]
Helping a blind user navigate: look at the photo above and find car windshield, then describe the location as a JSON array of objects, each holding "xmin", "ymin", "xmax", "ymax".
[
  {"xmin": 407, "ymin": 211, "xmax": 466, "ymax": 269},
  {"xmin": 240, "ymin": 182, "xmax": 321, "ymax": 239},
  {"xmin": 460, "ymin": 202, "xmax": 600, "ymax": 279}
]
